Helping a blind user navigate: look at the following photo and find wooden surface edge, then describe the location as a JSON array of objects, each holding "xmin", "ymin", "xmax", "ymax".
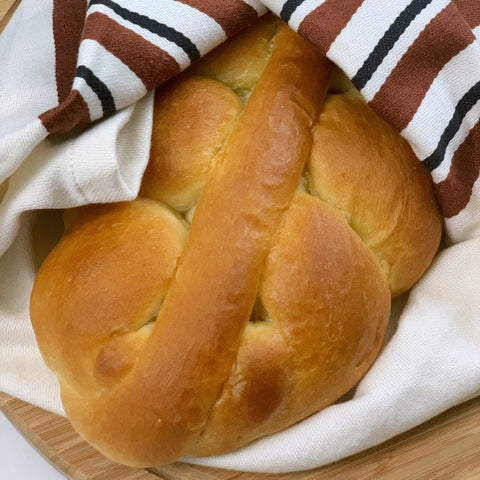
[
  {"xmin": 2, "ymin": 391, "xmax": 480, "ymax": 480},
  {"xmin": 0, "ymin": 393, "xmax": 78, "ymax": 479},
  {"xmin": 0, "ymin": 393, "xmax": 162, "ymax": 480},
  {"xmin": 0, "ymin": 0, "xmax": 20, "ymax": 34},
  {"xmin": 0, "ymin": 391, "xmax": 12, "ymax": 408},
  {"xmin": 150, "ymin": 463, "xmax": 220, "ymax": 480}
]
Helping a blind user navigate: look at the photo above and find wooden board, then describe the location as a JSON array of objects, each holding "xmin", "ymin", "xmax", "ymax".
[
  {"xmin": 2, "ymin": 1, "xmax": 480, "ymax": 478},
  {"xmin": 0, "ymin": 0, "xmax": 19, "ymax": 32},
  {"xmin": 2, "ymin": 391, "xmax": 480, "ymax": 480}
]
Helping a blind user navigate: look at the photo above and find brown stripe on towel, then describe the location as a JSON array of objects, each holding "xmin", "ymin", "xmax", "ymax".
[
  {"xmin": 175, "ymin": 0, "xmax": 260, "ymax": 38},
  {"xmin": 39, "ymin": 90, "xmax": 90, "ymax": 134},
  {"xmin": 52, "ymin": 0, "xmax": 87, "ymax": 103},
  {"xmin": 435, "ymin": 122, "xmax": 480, "ymax": 218},
  {"xmin": 298, "ymin": 0, "xmax": 364, "ymax": 55},
  {"xmin": 453, "ymin": 0, "xmax": 480, "ymax": 29},
  {"xmin": 83, "ymin": 12, "xmax": 181, "ymax": 91},
  {"xmin": 369, "ymin": 3, "xmax": 475, "ymax": 132}
]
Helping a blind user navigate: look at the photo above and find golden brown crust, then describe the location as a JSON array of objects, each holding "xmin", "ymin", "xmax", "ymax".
[
  {"xmin": 140, "ymin": 76, "xmax": 243, "ymax": 212},
  {"xmin": 30, "ymin": 18, "xmax": 442, "ymax": 467},
  {"xmin": 30, "ymin": 199, "xmax": 188, "ymax": 392},
  {"xmin": 308, "ymin": 93, "xmax": 443, "ymax": 296},
  {"xmin": 194, "ymin": 193, "xmax": 391, "ymax": 456},
  {"xmin": 190, "ymin": 15, "xmax": 280, "ymax": 99}
]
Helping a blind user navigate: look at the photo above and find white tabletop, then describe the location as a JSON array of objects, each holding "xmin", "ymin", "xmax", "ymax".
[{"xmin": 0, "ymin": 411, "xmax": 67, "ymax": 480}]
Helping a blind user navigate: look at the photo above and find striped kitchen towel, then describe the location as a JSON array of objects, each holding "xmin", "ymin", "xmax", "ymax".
[
  {"xmin": 1, "ymin": 0, "xmax": 480, "ymax": 252},
  {"xmin": 1, "ymin": 0, "xmax": 480, "ymax": 473}
]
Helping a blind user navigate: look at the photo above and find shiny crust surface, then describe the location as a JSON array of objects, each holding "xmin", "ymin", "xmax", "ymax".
[{"xmin": 30, "ymin": 17, "xmax": 442, "ymax": 466}]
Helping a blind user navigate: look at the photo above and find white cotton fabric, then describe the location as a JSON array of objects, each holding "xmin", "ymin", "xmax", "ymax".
[
  {"xmin": 0, "ymin": 0, "xmax": 54, "ymax": 183},
  {"xmin": 446, "ymin": 177, "xmax": 480, "ymax": 244},
  {"xmin": 1, "ymin": 0, "xmax": 480, "ymax": 474},
  {"xmin": 402, "ymin": 40, "xmax": 480, "ymax": 162},
  {"xmin": 125, "ymin": 0, "xmax": 228, "ymax": 56},
  {"xmin": 433, "ymin": 98, "xmax": 480, "ymax": 184},
  {"xmin": 287, "ymin": 0, "xmax": 327, "ymax": 31},
  {"xmin": 325, "ymin": 0, "xmax": 412, "ymax": 77},
  {"xmin": 360, "ymin": 0, "xmax": 450, "ymax": 102},
  {"xmin": 86, "ymin": 4, "xmax": 194, "ymax": 70},
  {"xmin": 0, "ymin": 0, "xmax": 154, "ymax": 414},
  {"xmin": 74, "ymin": 40, "xmax": 148, "ymax": 109},
  {"xmin": 187, "ymin": 240, "xmax": 480, "ymax": 471}
]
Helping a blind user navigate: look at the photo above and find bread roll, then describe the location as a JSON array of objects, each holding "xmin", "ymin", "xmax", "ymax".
[{"xmin": 30, "ymin": 17, "xmax": 442, "ymax": 466}]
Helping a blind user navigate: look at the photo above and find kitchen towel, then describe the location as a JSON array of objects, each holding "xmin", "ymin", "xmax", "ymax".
[{"xmin": 1, "ymin": 0, "xmax": 480, "ymax": 473}]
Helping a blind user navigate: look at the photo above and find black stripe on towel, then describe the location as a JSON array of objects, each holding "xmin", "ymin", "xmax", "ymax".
[
  {"xmin": 280, "ymin": 0, "xmax": 308, "ymax": 22},
  {"xmin": 75, "ymin": 65, "xmax": 116, "ymax": 117},
  {"xmin": 88, "ymin": 0, "xmax": 200, "ymax": 63},
  {"xmin": 423, "ymin": 80, "xmax": 480, "ymax": 172},
  {"xmin": 352, "ymin": 0, "xmax": 433, "ymax": 90}
]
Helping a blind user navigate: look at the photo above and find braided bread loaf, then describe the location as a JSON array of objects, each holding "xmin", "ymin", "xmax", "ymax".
[{"xmin": 30, "ymin": 17, "xmax": 442, "ymax": 466}]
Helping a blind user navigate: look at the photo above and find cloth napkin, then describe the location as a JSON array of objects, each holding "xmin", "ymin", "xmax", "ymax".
[{"xmin": 1, "ymin": 0, "xmax": 480, "ymax": 473}]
